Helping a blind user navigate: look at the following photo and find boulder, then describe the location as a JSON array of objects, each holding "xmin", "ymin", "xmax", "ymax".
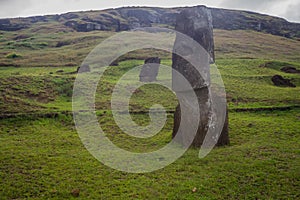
[
  {"xmin": 271, "ymin": 75, "xmax": 296, "ymax": 87},
  {"xmin": 109, "ymin": 60, "xmax": 119, "ymax": 66},
  {"xmin": 77, "ymin": 64, "xmax": 91, "ymax": 73},
  {"xmin": 281, "ymin": 66, "xmax": 300, "ymax": 74},
  {"xmin": 56, "ymin": 70, "xmax": 64, "ymax": 73}
]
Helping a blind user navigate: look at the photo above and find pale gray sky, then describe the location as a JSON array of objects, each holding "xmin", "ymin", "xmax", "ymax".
[{"xmin": 0, "ymin": 0, "xmax": 299, "ymax": 22}]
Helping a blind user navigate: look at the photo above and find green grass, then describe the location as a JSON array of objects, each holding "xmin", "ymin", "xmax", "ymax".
[
  {"xmin": 0, "ymin": 109, "xmax": 299, "ymax": 199},
  {"xmin": 1, "ymin": 57, "xmax": 299, "ymax": 114},
  {"xmin": 0, "ymin": 20, "xmax": 300, "ymax": 199},
  {"xmin": 1, "ymin": 29, "xmax": 300, "ymax": 67},
  {"xmin": 214, "ymin": 30, "xmax": 300, "ymax": 62},
  {"xmin": 0, "ymin": 57, "xmax": 299, "ymax": 199},
  {"xmin": 215, "ymin": 59, "xmax": 300, "ymax": 108}
]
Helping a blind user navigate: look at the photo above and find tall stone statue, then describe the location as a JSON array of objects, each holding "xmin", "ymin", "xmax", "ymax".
[{"xmin": 172, "ymin": 6, "xmax": 229, "ymax": 147}]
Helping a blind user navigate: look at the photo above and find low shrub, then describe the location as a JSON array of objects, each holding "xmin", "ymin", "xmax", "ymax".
[{"xmin": 6, "ymin": 52, "xmax": 22, "ymax": 59}]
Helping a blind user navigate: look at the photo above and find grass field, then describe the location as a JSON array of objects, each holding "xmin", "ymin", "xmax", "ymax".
[
  {"xmin": 1, "ymin": 109, "xmax": 299, "ymax": 199},
  {"xmin": 0, "ymin": 27, "xmax": 300, "ymax": 199}
]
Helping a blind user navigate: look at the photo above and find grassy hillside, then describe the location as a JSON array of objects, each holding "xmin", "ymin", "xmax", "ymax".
[
  {"xmin": 215, "ymin": 30, "xmax": 300, "ymax": 62},
  {"xmin": 1, "ymin": 59, "xmax": 300, "ymax": 199},
  {"xmin": 1, "ymin": 29, "xmax": 300, "ymax": 115},
  {"xmin": 1, "ymin": 109, "xmax": 299, "ymax": 199},
  {"xmin": 1, "ymin": 29, "xmax": 300, "ymax": 68},
  {"xmin": 1, "ymin": 6, "xmax": 300, "ymax": 38},
  {"xmin": 0, "ymin": 8, "xmax": 300, "ymax": 200}
]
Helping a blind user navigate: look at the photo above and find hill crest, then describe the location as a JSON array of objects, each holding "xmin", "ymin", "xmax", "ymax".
[{"xmin": 0, "ymin": 6, "xmax": 299, "ymax": 39}]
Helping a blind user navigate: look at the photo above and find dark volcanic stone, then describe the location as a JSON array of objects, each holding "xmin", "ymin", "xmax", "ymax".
[
  {"xmin": 272, "ymin": 75, "xmax": 296, "ymax": 87},
  {"xmin": 139, "ymin": 57, "xmax": 161, "ymax": 82},
  {"xmin": 145, "ymin": 57, "xmax": 161, "ymax": 64},
  {"xmin": 218, "ymin": 107, "xmax": 230, "ymax": 146},
  {"xmin": 172, "ymin": 6, "xmax": 214, "ymax": 93},
  {"xmin": 56, "ymin": 41, "xmax": 71, "ymax": 47},
  {"xmin": 61, "ymin": 13, "xmax": 79, "ymax": 20},
  {"xmin": 173, "ymin": 90, "xmax": 230, "ymax": 147},
  {"xmin": 172, "ymin": 88, "xmax": 211, "ymax": 147},
  {"xmin": 1, "ymin": 7, "xmax": 300, "ymax": 39},
  {"xmin": 281, "ymin": 66, "xmax": 300, "ymax": 74},
  {"xmin": 28, "ymin": 16, "xmax": 48, "ymax": 23},
  {"xmin": 64, "ymin": 20, "xmax": 110, "ymax": 32},
  {"xmin": 13, "ymin": 34, "xmax": 31, "ymax": 40},
  {"xmin": 175, "ymin": 6, "xmax": 215, "ymax": 63},
  {"xmin": 77, "ymin": 64, "xmax": 91, "ymax": 73},
  {"xmin": 109, "ymin": 60, "xmax": 119, "ymax": 66},
  {"xmin": 0, "ymin": 19, "xmax": 27, "ymax": 31},
  {"xmin": 172, "ymin": 6, "xmax": 229, "ymax": 147}
]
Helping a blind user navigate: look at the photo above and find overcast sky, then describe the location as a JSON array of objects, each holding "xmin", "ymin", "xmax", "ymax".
[{"xmin": 0, "ymin": 0, "xmax": 299, "ymax": 22}]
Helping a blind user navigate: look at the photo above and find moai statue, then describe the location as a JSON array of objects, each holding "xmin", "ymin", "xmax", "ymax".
[
  {"xmin": 77, "ymin": 64, "xmax": 91, "ymax": 73},
  {"xmin": 172, "ymin": 6, "xmax": 229, "ymax": 147},
  {"xmin": 139, "ymin": 57, "xmax": 161, "ymax": 82}
]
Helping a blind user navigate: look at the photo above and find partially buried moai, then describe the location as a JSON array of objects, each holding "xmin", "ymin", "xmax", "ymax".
[
  {"xmin": 172, "ymin": 6, "xmax": 229, "ymax": 147},
  {"xmin": 139, "ymin": 57, "xmax": 161, "ymax": 82}
]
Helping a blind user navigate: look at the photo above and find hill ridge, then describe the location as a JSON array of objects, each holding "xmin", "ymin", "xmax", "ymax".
[{"xmin": 0, "ymin": 6, "xmax": 299, "ymax": 39}]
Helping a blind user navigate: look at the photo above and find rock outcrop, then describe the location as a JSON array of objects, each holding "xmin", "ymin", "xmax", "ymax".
[
  {"xmin": 0, "ymin": 7, "xmax": 299, "ymax": 39},
  {"xmin": 0, "ymin": 19, "xmax": 28, "ymax": 31},
  {"xmin": 77, "ymin": 64, "xmax": 91, "ymax": 73},
  {"xmin": 281, "ymin": 66, "xmax": 300, "ymax": 74},
  {"xmin": 271, "ymin": 75, "xmax": 296, "ymax": 87}
]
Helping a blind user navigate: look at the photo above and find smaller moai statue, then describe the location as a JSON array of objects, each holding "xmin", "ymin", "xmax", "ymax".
[{"xmin": 139, "ymin": 57, "xmax": 161, "ymax": 82}]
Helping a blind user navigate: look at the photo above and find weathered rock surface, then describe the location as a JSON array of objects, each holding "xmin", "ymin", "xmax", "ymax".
[
  {"xmin": 272, "ymin": 75, "xmax": 296, "ymax": 87},
  {"xmin": 77, "ymin": 64, "xmax": 91, "ymax": 73},
  {"xmin": 172, "ymin": 6, "xmax": 229, "ymax": 147},
  {"xmin": 64, "ymin": 20, "xmax": 110, "ymax": 32},
  {"xmin": 139, "ymin": 57, "xmax": 161, "ymax": 82},
  {"xmin": 0, "ymin": 7, "xmax": 299, "ymax": 39},
  {"xmin": 173, "ymin": 102, "xmax": 230, "ymax": 147},
  {"xmin": 0, "ymin": 19, "xmax": 28, "ymax": 31},
  {"xmin": 109, "ymin": 60, "xmax": 119, "ymax": 66},
  {"xmin": 281, "ymin": 66, "xmax": 300, "ymax": 74}
]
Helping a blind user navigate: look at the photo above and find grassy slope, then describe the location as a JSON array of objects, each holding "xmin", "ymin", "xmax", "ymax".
[
  {"xmin": 1, "ymin": 29, "xmax": 300, "ymax": 113},
  {"xmin": 214, "ymin": 30, "xmax": 300, "ymax": 62},
  {"xmin": 0, "ymin": 28, "xmax": 300, "ymax": 199},
  {"xmin": 1, "ymin": 28, "xmax": 300, "ymax": 67},
  {"xmin": 0, "ymin": 110, "xmax": 299, "ymax": 199}
]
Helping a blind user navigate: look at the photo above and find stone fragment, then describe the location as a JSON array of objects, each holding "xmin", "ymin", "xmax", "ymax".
[{"xmin": 272, "ymin": 75, "xmax": 296, "ymax": 87}]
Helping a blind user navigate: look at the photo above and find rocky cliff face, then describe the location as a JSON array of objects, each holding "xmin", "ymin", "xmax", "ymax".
[
  {"xmin": 0, "ymin": 6, "xmax": 299, "ymax": 39},
  {"xmin": 210, "ymin": 8, "xmax": 300, "ymax": 38}
]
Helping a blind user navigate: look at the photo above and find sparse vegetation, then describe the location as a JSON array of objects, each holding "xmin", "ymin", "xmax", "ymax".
[{"xmin": 6, "ymin": 52, "xmax": 22, "ymax": 59}]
